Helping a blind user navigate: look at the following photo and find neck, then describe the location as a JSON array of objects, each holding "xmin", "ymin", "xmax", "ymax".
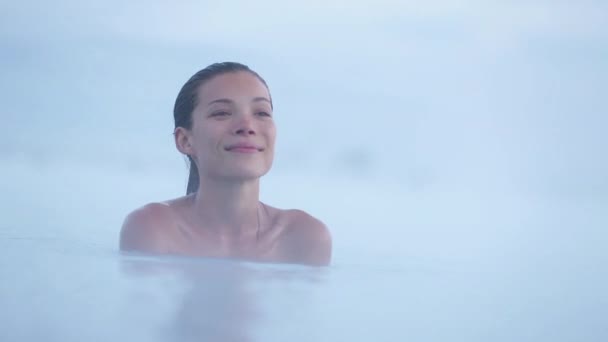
[{"xmin": 192, "ymin": 177, "xmax": 261, "ymax": 237}]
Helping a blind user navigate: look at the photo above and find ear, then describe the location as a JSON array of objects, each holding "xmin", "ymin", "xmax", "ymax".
[{"xmin": 174, "ymin": 127, "xmax": 194, "ymax": 156}]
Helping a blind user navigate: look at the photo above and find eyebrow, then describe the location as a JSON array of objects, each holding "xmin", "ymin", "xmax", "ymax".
[{"xmin": 207, "ymin": 97, "xmax": 272, "ymax": 107}]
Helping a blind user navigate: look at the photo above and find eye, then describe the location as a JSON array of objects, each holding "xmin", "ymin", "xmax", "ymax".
[
  {"xmin": 256, "ymin": 111, "xmax": 272, "ymax": 117},
  {"xmin": 210, "ymin": 111, "xmax": 231, "ymax": 117}
]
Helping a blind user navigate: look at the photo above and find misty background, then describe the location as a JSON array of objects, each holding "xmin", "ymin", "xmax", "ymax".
[
  {"xmin": 2, "ymin": 0, "xmax": 606, "ymax": 260},
  {"xmin": 0, "ymin": 1, "xmax": 607, "ymax": 340}
]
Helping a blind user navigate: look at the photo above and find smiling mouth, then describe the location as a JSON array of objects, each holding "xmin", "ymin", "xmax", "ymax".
[{"xmin": 225, "ymin": 146, "xmax": 264, "ymax": 152}]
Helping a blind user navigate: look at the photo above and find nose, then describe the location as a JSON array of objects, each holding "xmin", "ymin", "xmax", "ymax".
[{"xmin": 232, "ymin": 114, "xmax": 256, "ymax": 136}]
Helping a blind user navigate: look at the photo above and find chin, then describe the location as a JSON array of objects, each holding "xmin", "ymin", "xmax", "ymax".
[{"xmin": 217, "ymin": 164, "xmax": 272, "ymax": 181}]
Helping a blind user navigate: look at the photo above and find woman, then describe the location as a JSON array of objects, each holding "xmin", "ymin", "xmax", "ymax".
[{"xmin": 120, "ymin": 62, "xmax": 332, "ymax": 266}]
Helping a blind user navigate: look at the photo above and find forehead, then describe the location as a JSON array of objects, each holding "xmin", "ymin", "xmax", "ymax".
[{"xmin": 196, "ymin": 71, "xmax": 270, "ymax": 104}]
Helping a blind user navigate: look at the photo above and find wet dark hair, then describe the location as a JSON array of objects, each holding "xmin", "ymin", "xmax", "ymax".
[{"xmin": 173, "ymin": 62, "xmax": 271, "ymax": 195}]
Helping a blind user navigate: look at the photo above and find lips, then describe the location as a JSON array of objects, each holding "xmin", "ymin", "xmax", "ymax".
[{"xmin": 225, "ymin": 142, "xmax": 264, "ymax": 152}]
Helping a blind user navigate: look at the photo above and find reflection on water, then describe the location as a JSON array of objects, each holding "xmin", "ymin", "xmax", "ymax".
[
  {"xmin": 120, "ymin": 255, "xmax": 327, "ymax": 342},
  {"xmin": 173, "ymin": 264, "xmax": 256, "ymax": 342},
  {"xmin": 121, "ymin": 256, "xmax": 257, "ymax": 341}
]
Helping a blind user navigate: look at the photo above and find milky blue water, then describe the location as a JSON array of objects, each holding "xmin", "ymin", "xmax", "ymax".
[
  {"xmin": 2, "ymin": 217, "xmax": 607, "ymax": 342},
  {"xmin": 2, "ymin": 1, "xmax": 607, "ymax": 341}
]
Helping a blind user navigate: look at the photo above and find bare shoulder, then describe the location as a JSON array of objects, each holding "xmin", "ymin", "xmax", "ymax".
[
  {"xmin": 119, "ymin": 202, "xmax": 177, "ymax": 254},
  {"xmin": 274, "ymin": 207, "xmax": 332, "ymax": 266}
]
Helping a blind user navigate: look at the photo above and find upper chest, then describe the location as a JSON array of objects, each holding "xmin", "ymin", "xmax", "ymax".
[{"xmin": 165, "ymin": 207, "xmax": 294, "ymax": 262}]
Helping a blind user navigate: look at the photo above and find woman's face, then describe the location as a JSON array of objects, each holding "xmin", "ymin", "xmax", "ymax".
[{"xmin": 187, "ymin": 71, "xmax": 276, "ymax": 181}]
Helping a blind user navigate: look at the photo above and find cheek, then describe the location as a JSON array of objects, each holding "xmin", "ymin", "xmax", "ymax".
[
  {"xmin": 266, "ymin": 125, "xmax": 277, "ymax": 147},
  {"xmin": 190, "ymin": 130, "xmax": 221, "ymax": 162}
]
